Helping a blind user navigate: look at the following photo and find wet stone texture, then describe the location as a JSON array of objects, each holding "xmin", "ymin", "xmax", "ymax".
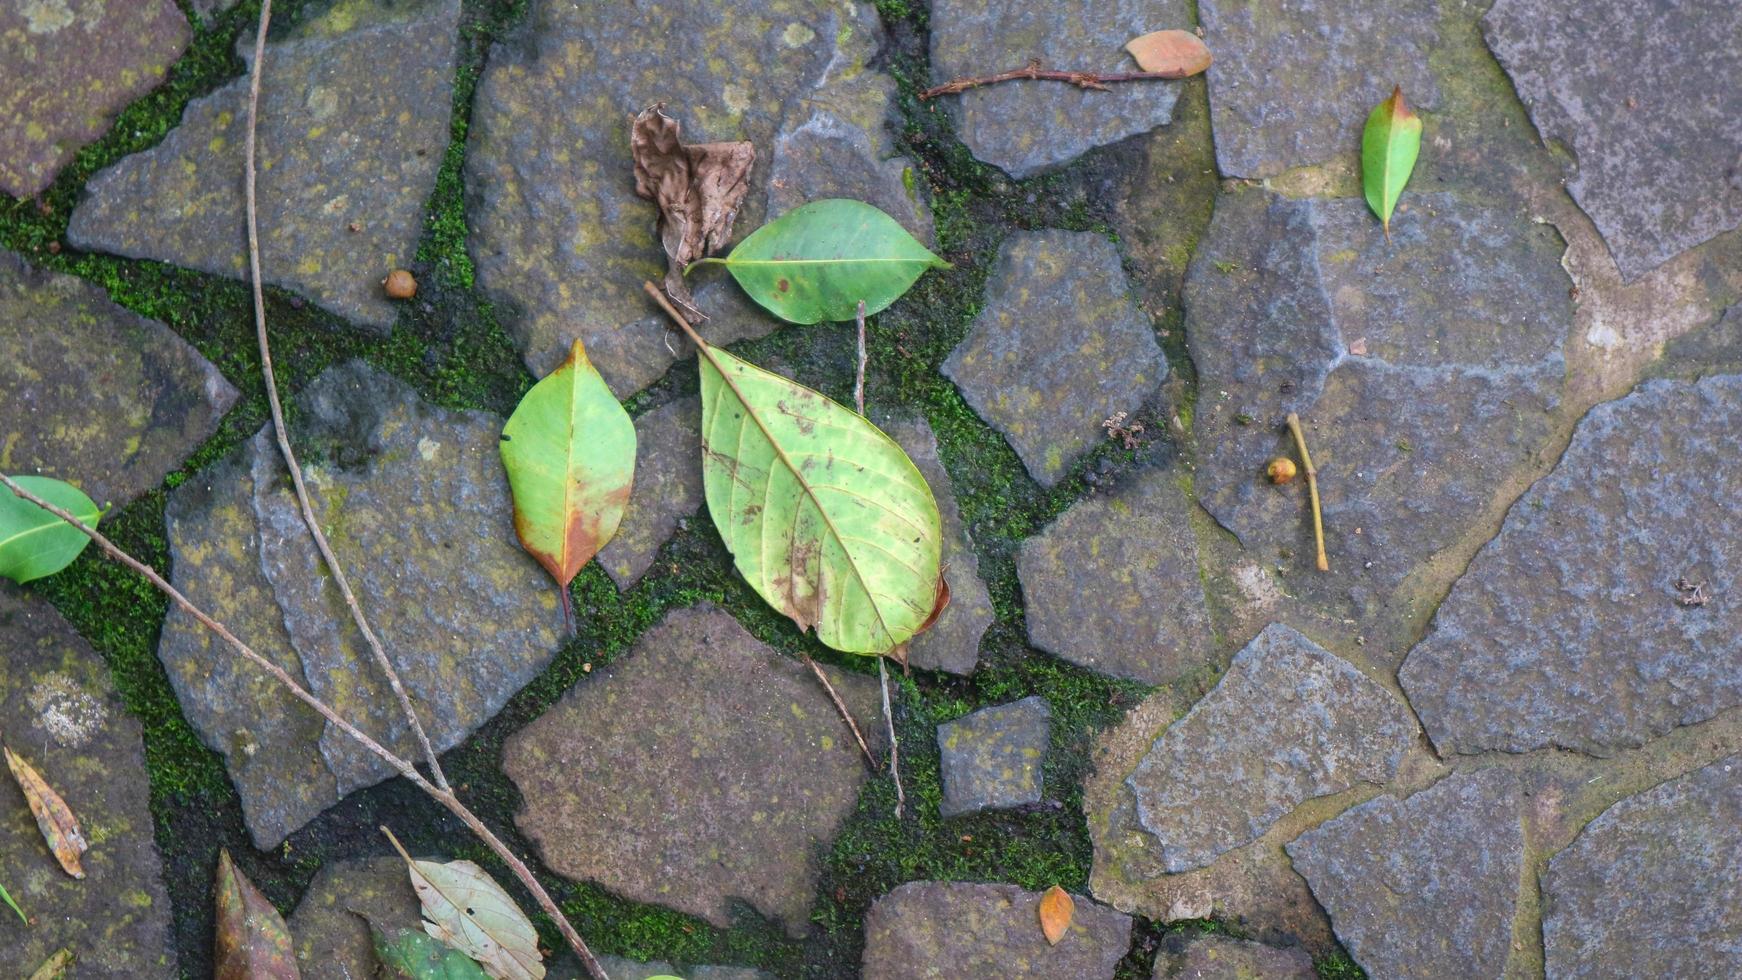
[
  {"xmin": 1399, "ymin": 376, "xmax": 1742, "ymax": 756},
  {"xmin": 944, "ymin": 230, "xmax": 1166, "ymax": 489},
  {"xmin": 67, "ymin": 0, "xmax": 461, "ymax": 331},
  {"xmin": 1197, "ymin": 0, "xmax": 1439, "ymax": 178},
  {"xmin": 288, "ymin": 856, "xmax": 418, "ymax": 980},
  {"xmin": 1153, "ymin": 933, "xmax": 1316, "ymax": 980},
  {"xmin": 862, "ymin": 881, "xmax": 1132, "ymax": 980},
  {"xmin": 1287, "ymin": 769, "xmax": 1524, "ymax": 980},
  {"xmin": 928, "ymin": 0, "xmax": 1191, "ymax": 178},
  {"xmin": 937, "ymin": 695, "xmax": 1051, "ymax": 817},
  {"xmin": 599, "ymin": 396, "xmax": 703, "ymax": 589},
  {"xmin": 503, "ymin": 604, "xmax": 882, "ymax": 937},
  {"xmin": 0, "ymin": 586, "xmax": 174, "ymax": 976},
  {"xmin": 1542, "ymin": 756, "xmax": 1742, "ymax": 980},
  {"xmin": 0, "ymin": 250, "xmax": 238, "ymax": 509},
  {"xmin": 0, "ymin": 0, "xmax": 189, "ymax": 197},
  {"xmin": 1128, "ymin": 624, "xmax": 1417, "ymax": 872},
  {"xmin": 1018, "ymin": 465, "xmax": 1209, "ymax": 683},
  {"xmin": 466, "ymin": 0, "xmax": 929, "ymax": 392},
  {"xmin": 1485, "ymin": 0, "xmax": 1742, "ymax": 280},
  {"xmin": 1186, "ymin": 189, "xmax": 1571, "ymax": 626},
  {"xmin": 158, "ymin": 361, "xmax": 563, "ymax": 847}
]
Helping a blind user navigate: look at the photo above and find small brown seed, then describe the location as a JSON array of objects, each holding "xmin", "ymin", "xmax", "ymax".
[
  {"xmin": 383, "ymin": 269, "xmax": 417, "ymax": 299},
  {"xmin": 1267, "ymin": 457, "xmax": 1298, "ymax": 484}
]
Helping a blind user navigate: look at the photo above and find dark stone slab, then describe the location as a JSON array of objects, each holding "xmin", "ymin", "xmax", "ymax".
[
  {"xmin": 68, "ymin": 0, "xmax": 461, "ymax": 331},
  {"xmin": 159, "ymin": 361, "xmax": 563, "ymax": 847},
  {"xmin": 1198, "ymin": 0, "xmax": 1438, "ymax": 179},
  {"xmin": 1543, "ymin": 756, "xmax": 1742, "ymax": 980},
  {"xmin": 0, "ymin": 0, "xmax": 189, "ymax": 197},
  {"xmin": 928, "ymin": 0, "xmax": 1192, "ymax": 178},
  {"xmin": 1153, "ymin": 933, "xmax": 1316, "ymax": 980},
  {"xmin": 0, "ymin": 250, "xmax": 238, "ymax": 509},
  {"xmin": 1186, "ymin": 189, "xmax": 1571, "ymax": 622},
  {"xmin": 1485, "ymin": 0, "xmax": 1742, "ymax": 280},
  {"xmin": 1399, "ymin": 375, "xmax": 1742, "ymax": 756},
  {"xmin": 288, "ymin": 856, "xmax": 418, "ymax": 980},
  {"xmin": 466, "ymin": 0, "xmax": 929, "ymax": 393},
  {"xmin": 1018, "ymin": 465, "xmax": 1208, "ymax": 683},
  {"xmin": 944, "ymin": 230, "xmax": 1166, "ymax": 489},
  {"xmin": 600, "ymin": 396, "xmax": 702, "ymax": 589},
  {"xmin": 1287, "ymin": 769, "xmax": 1523, "ymax": 980},
  {"xmin": 863, "ymin": 881, "xmax": 1132, "ymax": 980},
  {"xmin": 0, "ymin": 585, "xmax": 173, "ymax": 976},
  {"xmin": 1128, "ymin": 624, "xmax": 1416, "ymax": 872},
  {"xmin": 938, "ymin": 696, "xmax": 1051, "ymax": 817},
  {"xmin": 503, "ymin": 604, "xmax": 880, "ymax": 937}
]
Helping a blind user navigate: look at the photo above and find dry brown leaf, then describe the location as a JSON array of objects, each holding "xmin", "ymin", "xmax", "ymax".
[
  {"xmin": 1124, "ymin": 30, "xmax": 1212, "ymax": 77},
  {"xmin": 4, "ymin": 746, "xmax": 87, "ymax": 879},
  {"xmin": 214, "ymin": 849, "xmax": 299, "ymax": 980},
  {"xmin": 1037, "ymin": 885, "xmax": 1074, "ymax": 946},
  {"xmin": 631, "ymin": 104, "xmax": 755, "ymax": 322}
]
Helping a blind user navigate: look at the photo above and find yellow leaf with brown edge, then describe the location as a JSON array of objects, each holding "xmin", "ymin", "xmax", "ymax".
[
  {"xmin": 1124, "ymin": 30, "xmax": 1212, "ymax": 77},
  {"xmin": 1038, "ymin": 885, "xmax": 1074, "ymax": 946},
  {"xmin": 4, "ymin": 746, "xmax": 87, "ymax": 879}
]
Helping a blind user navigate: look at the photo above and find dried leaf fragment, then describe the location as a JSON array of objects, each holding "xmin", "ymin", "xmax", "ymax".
[
  {"xmin": 385, "ymin": 828, "xmax": 545, "ymax": 980},
  {"xmin": 631, "ymin": 104, "xmax": 754, "ymax": 321},
  {"xmin": 1124, "ymin": 30, "xmax": 1212, "ymax": 76},
  {"xmin": 4, "ymin": 746, "xmax": 87, "ymax": 878},
  {"xmin": 214, "ymin": 849, "xmax": 299, "ymax": 980},
  {"xmin": 1038, "ymin": 885, "xmax": 1074, "ymax": 945},
  {"xmin": 27, "ymin": 948, "xmax": 74, "ymax": 980}
]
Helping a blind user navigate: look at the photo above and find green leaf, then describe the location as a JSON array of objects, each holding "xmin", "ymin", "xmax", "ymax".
[
  {"xmin": 385, "ymin": 829, "xmax": 545, "ymax": 980},
  {"xmin": 697, "ymin": 340, "xmax": 944, "ymax": 655},
  {"xmin": 1362, "ymin": 85, "xmax": 1423, "ymax": 238},
  {"xmin": 374, "ymin": 924, "xmax": 491, "ymax": 980},
  {"xmin": 695, "ymin": 198, "xmax": 948, "ymax": 324},
  {"xmin": 214, "ymin": 849, "xmax": 298, "ymax": 980},
  {"xmin": 0, "ymin": 476, "xmax": 100, "ymax": 584},
  {"xmin": 500, "ymin": 339, "xmax": 636, "ymax": 590},
  {"xmin": 0, "ymin": 878, "xmax": 24, "ymax": 924}
]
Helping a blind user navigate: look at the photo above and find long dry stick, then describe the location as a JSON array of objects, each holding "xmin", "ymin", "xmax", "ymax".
[
  {"xmin": 919, "ymin": 60, "xmax": 1198, "ymax": 100},
  {"xmin": 854, "ymin": 300, "xmax": 905, "ymax": 820},
  {"xmin": 1285, "ymin": 412, "xmax": 1329, "ymax": 572},
  {"xmin": 242, "ymin": 0, "xmax": 448, "ymax": 793}
]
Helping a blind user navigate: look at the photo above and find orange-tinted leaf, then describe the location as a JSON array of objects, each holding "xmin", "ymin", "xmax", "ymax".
[
  {"xmin": 1124, "ymin": 30, "xmax": 1212, "ymax": 77},
  {"xmin": 214, "ymin": 849, "xmax": 299, "ymax": 980},
  {"xmin": 3, "ymin": 746, "xmax": 87, "ymax": 878},
  {"xmin": 1038, "ymin": 885, "xmax": 1074, "ymax": 946}
]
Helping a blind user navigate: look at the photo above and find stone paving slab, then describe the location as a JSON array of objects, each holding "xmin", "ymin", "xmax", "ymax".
[
  {"xmin": 1153, "ymin": 933, "xmax": 1315, "ymax": 980},
  {"xmin": 288, "ymin": 856, "xmax": 418, "ymax": 980},
  {"xmin": 938, "ymin": 695, "xmax": 1051, "ymax": 817},
  {"xmin": 862, "ymin": 881, "xmax": 1132, "ymax": 980},
  {"xmin": 600, "ymin": 396, "xmax": 703, "ymax": 589}
]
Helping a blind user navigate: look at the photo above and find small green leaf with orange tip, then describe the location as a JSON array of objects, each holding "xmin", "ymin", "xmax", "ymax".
[
  {"xmin": 214, "ymin": 849, "xmax": 298, "ymax": 980},
  {"xmin": 1361, "ymin": 85, "xmax": 1423, "ymax": 239}
]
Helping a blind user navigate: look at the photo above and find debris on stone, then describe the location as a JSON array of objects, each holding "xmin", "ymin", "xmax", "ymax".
[{"xmin": 863, "ymin": 881, "xmax": 1132, "ymax": 980}]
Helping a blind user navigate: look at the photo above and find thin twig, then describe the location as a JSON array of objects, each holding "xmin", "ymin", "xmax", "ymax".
[
  {"xmin": 0, "ymin": 474, "xmax": 608, "ymax": 980},
  {"xmin": 855, "ymin": 299, "xmax": 905, "ymax": 819},
  {"xmin": 1285, "ymin": 412, "xmax": 1328, "ymax": 572},
  {"xmin": 242, "ymin": 0, "xmax": 449, "ymax": 793},
  {"xmin": 919, "ymin": 60, "xmax": 1196, "ymax": 100}
]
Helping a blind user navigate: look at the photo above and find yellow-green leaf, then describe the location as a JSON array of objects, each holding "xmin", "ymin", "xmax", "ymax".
[
  {"xmin": 0, "ymin": 879, "xmax": 24, "ymax": 924},
  {"xmin": 1361, "ymin": 85, "xmax": 1423, "ymax": 238},
  {"xmin": 4, "ymin": 746, "xmax": 87, "ymax": 879},
  {"xmin": 0, "ymin": 475, "xmax": 100, "ymax": 584},
  {"xmin": 697, "ymin": 341, "xmax": 944, "ymax": 655},
  {"xmin": 214, "ymin": 849, "xmax": 298, "ymax": 980},
  {"xmin": 26, "ymin": 949, "xmax": 74, "ymax": 980},
  {"xmin": 385, "ymin": 829, "xmax": 545, "ymax": 980}
]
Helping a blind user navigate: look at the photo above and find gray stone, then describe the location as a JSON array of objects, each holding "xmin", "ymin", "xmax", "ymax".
[
  {"xmin": 1543, "ymin": 756, "xmax": 1742, "ymax": 980},
  {"xmin": 0, "ymin": 0, "xmax": 188, "ymax": 197},
  {"xmin": 1287, "ymin": 769, "xmax": 1524, "ymax": 980},
  {"xmin": 1186, "ymin": 189, "xmax": 1570, "ymax": 617},
  {"xmin": 1129, "ymin": 624, "xmax": 1417, "ymax": 872},
  {"xmin": 863, "ymin": 881, "xmax": 1132, "ymax": 980},
  {"xmin": 466, "ymin": 0, "xmax": 929, "ymax": 393},
  {"xmin": 880, "ymin": 416, "xmax": 993, "ymax": 675},
  {"xmin": 0, "ymin": 250, "xmax": 238, "ymax": 509},
  {"xmin": 928, "ymin": 0, "xmax": 1192, "ymax": 178},
  {"xmin": 938, "ymin": 696, "xmax": 1051, "ymax": 817},
  {"xmin": 600, "ymin": 397, "xmax": 703, "ymax": 589},
  {"xmin": 1154, "ymin": 933, "xmax": 1316, "ymax": 980},
  {"xmin": 1484, "ymin": 0, "xmax": 1742, "ymax": 280},
  {"xmin": 0, "ymin": 585, "xmax": 173, "ymax": 976},
  {"xmin": 596, "ymin": 957, "xmax": 772, "ymax": 980},
  {"xmin": 159, "ymin": 361, "xmax": 563, "ymax": 847},
  {"xmin": 503, "ymin": 604, "xmax": 880, "ymax": 937},
  {"xmin": 289, "ymin": 856, "xmax": 418, "ymax": 980},
  {"xmin": 1399, "ymin": 376, "xmax": 1742, "ymax": 756},
  {"xmin": 1018, "ymin": 465, "xmax": 1208, "ymax": 683},
  {"xmin": 1198, "ymin": 0, "xmax": 1439, "ymax": 178},
  {"xmin": 68, "ymin": 0, "xmax": 461, "ymax": 331},
  {"xmin": 944, "ymin": 230, "xmax": 1166, "ymax": 489}
]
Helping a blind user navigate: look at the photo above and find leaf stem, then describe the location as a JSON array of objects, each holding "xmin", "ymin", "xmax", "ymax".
[
  {"xmin": 1285, "ymin": 412, "xmax": 1329, "ymax": 572},
  {"xmin": 919, "ymin": 60, "xmax": 1198, "ymax": 100}
]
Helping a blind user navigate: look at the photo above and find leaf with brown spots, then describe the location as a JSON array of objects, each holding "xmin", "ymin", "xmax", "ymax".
[
  {"xmin": 631, "ymin": 104, "xmax": 755, "ymax": 321},
  {"xmin": 214, "ymin": 849, "xmax": 298, "ymax": 980},
  {"xmin": 384, "ymin": 828, "xmax": 545, "ymax": 980},
  {"xmin": 1038, "ymin": 885, "xmax": 1074, "ymax": 946},
  {"xmin": 1124, "ymin": 30, "xmax": 1212, "ymax": 76},
  {"xmin": 3, "ymin": 745, "xmax": 87, "ymax": 879}
]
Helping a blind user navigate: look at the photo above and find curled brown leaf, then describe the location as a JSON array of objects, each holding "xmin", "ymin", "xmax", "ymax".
[
  {"xmin": 3, "ymin": 745, "xmax": 87, "ymax": 879},
  {"xmin": 1124, "ymin": 30, "xmax": 1212, "ymax": 77},
  {"xmin": 630, "ymin": 104, "xmax": 754, "ymax": 321}
]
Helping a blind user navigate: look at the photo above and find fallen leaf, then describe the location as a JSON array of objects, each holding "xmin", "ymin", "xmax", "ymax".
[
  {"xmin": 0, "ymin": 878, "xmax": 24, "ymax": 924},
  {"xmin": 374, "ymin": 922, "xmax": 491, "ymax": 980},
  {"xmin": 26, "ymin": 949, "xmax": 74, "ymax": 980},
  {"xmin": 384, "ymin": 828, "xmax": 545, "ymax": 980},
  {"xmin": 691, "ymin": 199, "xmax": 948, "ymax": 324},
  {"xmin": 1361, "ymin": 85, "xmax": 1423, "ymax": 239},
  {"xmin": 1124, "ymin": 30, "xmax": 1212, "ymax": 76},
  {"xmin": 213, "ymin": 849, "xmax": 298, "ymax": 980},
  {"xmin": 0, "ymin": 475, "xmax": 101, "ymax": 584},
  {"xmin": 631, "ymin": 104, "xmax": 755, "ymax": 321},
  {"xmin": 4, "ymin": 746, "xmax": 87, "ymax": 878},
  {"xmin": 1038, "ymin": 885, "xmax": 1074, "ymax": 946}
]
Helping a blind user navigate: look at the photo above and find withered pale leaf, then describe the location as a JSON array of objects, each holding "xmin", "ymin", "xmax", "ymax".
[
  {"xmin": 1037, "ymin": 885, "xmax": 1074, "ymax": 946},
  {"xmin": 214, "ymin": 849, "xmax": 298, "ymax": 980},
  {"xmin": 27, "ymin": 948, "xmax": 75, "ymax": 980},
  {"xmin": 4, "ymin": 745, "xmax": 87, "ymax": 879},
  {"xmin": 1124, "ymin": 30, "xmax": 1212, "ymax": 77},
  {"xmin": 631, "ymin": 104, "xmax": 754, "ymax": 321},
  {"xmin": 385, "ymin": 828, "xmax": 545, "ymax": 980}
]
